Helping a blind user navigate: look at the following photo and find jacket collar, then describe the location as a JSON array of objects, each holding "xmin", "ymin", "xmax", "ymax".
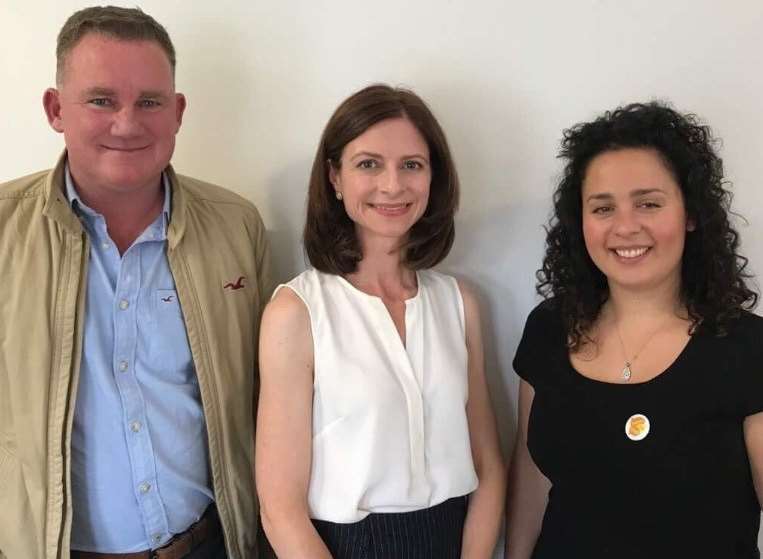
[
  {"xmin": 41, "ymin": 150, "xmax": 186, "ymax": 246},
  {"xmin": 41, "ymin": 151, "xmax": 81, "ymax": 234},
  {"xmin": 165, "ymin": 165, "xmax": 187, "ymax": 249}
]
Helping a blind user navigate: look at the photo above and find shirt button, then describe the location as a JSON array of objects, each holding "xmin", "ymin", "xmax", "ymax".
[
  {"xmin": 119, "ymin": 299, "xmax": 129, "ymax": 310},
  {"xmin": 153, "ymin": 534, "xmax": 162, "ymax": 543},
  {"xmin": 139, "ymin": 482, "xmax": 151, "ymax": 494},
  {"xmin": 130, "ymin": 421, "xmax": 141, "ymax": 433},
  {"xmin": 101, "ymin": 241, "xmax": 109, "ymax": 249},
  {"xmin": 118, "ymin": 360, "xmax": 129, "ymax": 372}
]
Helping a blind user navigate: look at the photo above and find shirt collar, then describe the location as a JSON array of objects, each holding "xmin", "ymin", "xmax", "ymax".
[{"xmin": 64, "ymin": 162, "xmax": 171, "ymax": 237}]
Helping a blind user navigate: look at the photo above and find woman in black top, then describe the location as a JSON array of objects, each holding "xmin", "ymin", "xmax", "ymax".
[{"xmin": 505, "ymin": 103, "xmax": 763, "ymax": 559}]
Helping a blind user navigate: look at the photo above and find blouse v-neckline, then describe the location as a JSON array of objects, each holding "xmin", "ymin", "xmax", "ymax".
[{"xmin": 335, "ymin": 272, "xmax": 421, "ymax": 346}]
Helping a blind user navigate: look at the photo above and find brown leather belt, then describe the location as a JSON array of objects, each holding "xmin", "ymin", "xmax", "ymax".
[{"xmin": 71, "ymin": 504, "xmax": 221, "ymax": 559}]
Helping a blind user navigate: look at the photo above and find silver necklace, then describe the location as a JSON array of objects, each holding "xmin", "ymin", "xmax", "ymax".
[{"xmin": 614, "ymin": 318, "xmax": 669, "ymax": 381}]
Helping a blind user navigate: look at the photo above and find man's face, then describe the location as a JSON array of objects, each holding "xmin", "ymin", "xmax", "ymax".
[{"xmin": 44, "ymin": 33, "xmax": 185, "ymax": 196}]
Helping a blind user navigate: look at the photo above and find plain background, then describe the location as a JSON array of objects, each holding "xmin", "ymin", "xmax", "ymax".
[{"xmin": 2, "ymin": 1, "xmax": 762, "ymax": 555}]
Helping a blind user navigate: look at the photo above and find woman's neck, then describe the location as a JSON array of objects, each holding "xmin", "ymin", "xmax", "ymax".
[
  {"xmin": 346, "ymin": 237, "xmax": 417, "ymax": 301},
  {"xmin": 605, "ymin": 278, "xmax": 685, "ymax": 325}
]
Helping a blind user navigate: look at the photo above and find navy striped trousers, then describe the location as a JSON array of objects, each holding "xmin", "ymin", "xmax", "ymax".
[{"xmin": 311, "ymin": 496, "xmax": 468, "ymax": 559}]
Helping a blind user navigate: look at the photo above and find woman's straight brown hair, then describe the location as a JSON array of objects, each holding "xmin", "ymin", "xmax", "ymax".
[{"xmin": 303, "ymin": 84, "xmax": 460, "ymax": 275}]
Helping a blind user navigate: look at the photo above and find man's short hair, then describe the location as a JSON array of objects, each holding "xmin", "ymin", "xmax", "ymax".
[{"xmin": 56, "ymin": 5, "xmax": 176, "ymax": 86}]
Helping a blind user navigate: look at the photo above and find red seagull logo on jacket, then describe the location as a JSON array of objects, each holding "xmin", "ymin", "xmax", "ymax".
[{"xmin": 224, "ymin": 276, "xmax": 246, "ymax": 290}]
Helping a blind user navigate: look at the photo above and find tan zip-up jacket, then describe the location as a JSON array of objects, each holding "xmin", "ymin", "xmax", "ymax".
[{"xmin": 0, "ymin": 153, "xmax": 272, "ymax": 559}]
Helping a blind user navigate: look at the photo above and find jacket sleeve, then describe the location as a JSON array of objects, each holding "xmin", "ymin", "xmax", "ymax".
[
  {"xmin": 252, "ymin": 207, "xmax": 275, "ymax": 320},
  {"xmin": 248, "ymin": 205, "xmax": 274, "ymax": 388}
]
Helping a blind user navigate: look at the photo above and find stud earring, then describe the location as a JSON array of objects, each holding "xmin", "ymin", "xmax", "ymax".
[{"xmin": 335, "ymin": 191, "xmax": 343, "ymax": 201}]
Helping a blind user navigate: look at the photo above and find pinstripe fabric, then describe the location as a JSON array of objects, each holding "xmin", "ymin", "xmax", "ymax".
[{"xmin": 312, "ymin": 496, "xmax": 468, "ymax": 559}]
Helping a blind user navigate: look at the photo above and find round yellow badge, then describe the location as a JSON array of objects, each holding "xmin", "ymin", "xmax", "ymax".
[{"xmin": 625, "ymin": 414, "xmax": 650, "ymax": 441}]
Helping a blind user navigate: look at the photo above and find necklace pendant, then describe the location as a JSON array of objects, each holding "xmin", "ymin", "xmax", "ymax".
[{"xmin": 622, "ymin": 363, "xmax": 632, "ymax": 381}]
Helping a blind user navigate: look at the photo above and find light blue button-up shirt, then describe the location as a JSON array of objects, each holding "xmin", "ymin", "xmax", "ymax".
[{"xmin": 67, "ymin": 167, "xmax": 213, "ymax": 553}]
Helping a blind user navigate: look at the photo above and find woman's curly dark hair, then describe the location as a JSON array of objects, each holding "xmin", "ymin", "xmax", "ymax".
[{"xmin": 537, "ymin": 101, "xmax": 757, "ymax": 350}]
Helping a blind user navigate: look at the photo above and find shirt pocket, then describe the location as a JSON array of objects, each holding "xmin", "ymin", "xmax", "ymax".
[{"xmin": 149, "ymin": 289, "xmax": 195, "ymax": 378}]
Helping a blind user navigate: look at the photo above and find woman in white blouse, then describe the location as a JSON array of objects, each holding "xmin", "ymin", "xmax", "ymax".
[{"xmin": 255, "ymin": 84, "xmax": 505, "ymax": 558}]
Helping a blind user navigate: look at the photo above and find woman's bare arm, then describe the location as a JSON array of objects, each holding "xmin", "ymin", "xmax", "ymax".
[
  {"xmin": 504, "ymin": 380, "xmax": 551, "ymax": 559},
  {"xmin": 255, "ymin": 288, "xmax": 333, "ymax": 558},
  {"xmin": 459, "ymin": 281, "xmax": 507, "ymax": 558},
  {"xmin": 744, "ymin": 411, "xmax": 763, "ymax": 508}
]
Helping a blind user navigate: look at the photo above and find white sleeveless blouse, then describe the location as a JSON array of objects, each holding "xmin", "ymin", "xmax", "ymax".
[{"xmin": 276, "ymin": 268, "xmax": 478, "ymax": 523}]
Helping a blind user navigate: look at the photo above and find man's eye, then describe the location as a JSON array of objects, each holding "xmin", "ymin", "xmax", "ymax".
[
  {"xmin": 139, "ymin": 99, "xmax": 161, "ymax": 108},
  {"xmin": 357, "ymin": 159, "xmax": 378, "ymax": 169},
  {"xmin": 89, "ymin": 98, "xmax": 112, "ymax": 107}
]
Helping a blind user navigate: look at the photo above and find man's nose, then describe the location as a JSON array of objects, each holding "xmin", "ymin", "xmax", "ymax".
[{"xmin": 110, "ymin": 107, "xmax": 143, "ymax": 137}]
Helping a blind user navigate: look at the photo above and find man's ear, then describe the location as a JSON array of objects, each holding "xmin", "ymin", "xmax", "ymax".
[
  {"xmin": 174, "ymin": 92, "xmax": 186, "ymax": 131},
  {"xmin": 43, "ymin": 88, "xmax": 64, "ymax": 133}
]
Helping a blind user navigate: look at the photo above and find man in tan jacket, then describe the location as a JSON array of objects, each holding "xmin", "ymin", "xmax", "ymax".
[{"xmin": 0, "ymin": 6, "xmax": 271, "ymax": 559}]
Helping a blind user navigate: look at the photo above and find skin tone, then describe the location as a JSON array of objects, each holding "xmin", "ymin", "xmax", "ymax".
[
  {"xmin": 330, "ymin": 116, "xmax": 433, "ymax": 337},
  {"xmin": 744, "ymin": 413, "xmax": 763, "ymax": 506},
  {"xmin": 43, "ymin": 33, "xmax": 186, "ymax": 254},
  {"xmin": 504, "ymin": 381, "xmax": 550, "ymax": 559},
  {"xmin": 504, "ymin": 147, "xmax": 763, "ymax": 557},
  {"xmin": 573, "ymin": 147, "xmax": 695, "ymax": 383},
  {"xmin": 256, "ymin": 117, "xmax": 505, "ymax": 558}
]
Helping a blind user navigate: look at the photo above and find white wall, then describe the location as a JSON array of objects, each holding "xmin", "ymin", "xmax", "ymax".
[{"xmin": 2, "ymin": 0, "xmax": 762, "ymax": 555}]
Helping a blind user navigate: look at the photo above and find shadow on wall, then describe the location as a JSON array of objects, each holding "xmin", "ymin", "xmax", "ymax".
[
  {"xmin": 426, "ymin": 73, "xmax": 555, "ymax": 458},
  {"xmin": 261, "ymin": 157, "xmax": 315, "ymax": 286},
  {"xmin": 443, "ymin": 199, "xmax": 548, "ymax": 455}
]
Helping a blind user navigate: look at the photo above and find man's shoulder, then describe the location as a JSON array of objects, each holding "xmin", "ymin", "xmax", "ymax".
[
  {"xmin": 175, "ymin": 173, "xmax": 256, "ymax": 210},
  {"xmin": 173, "ymin": 173, "xmax": 267, "ymax": 239},
  {"xmin": 0, "ymin": 168, "xmax": 50, "ymax": 201}
]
